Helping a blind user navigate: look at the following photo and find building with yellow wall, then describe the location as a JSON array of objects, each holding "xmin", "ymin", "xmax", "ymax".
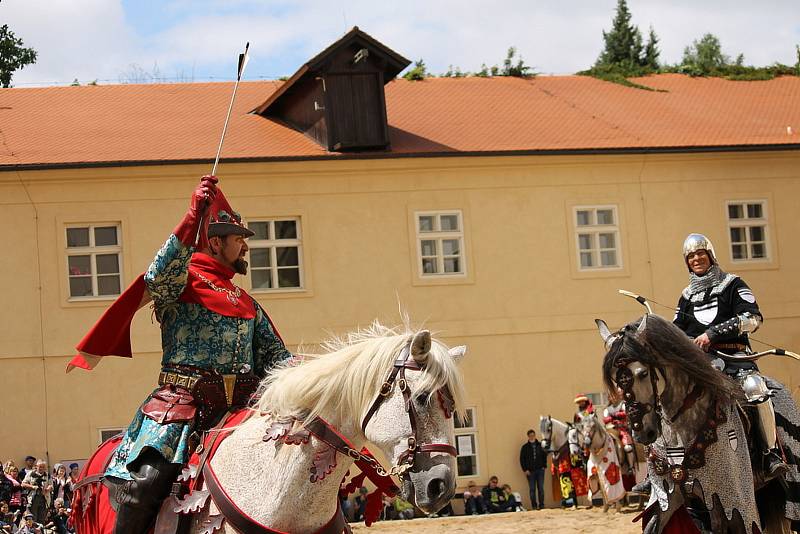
[{"xmin": 2, "ymin": 29, "xmax": 799, "ymax": 509}]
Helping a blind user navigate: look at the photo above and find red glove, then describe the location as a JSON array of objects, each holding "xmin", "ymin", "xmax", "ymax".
[{"xmin": 174, "ymin": 175, "xmax": 218, "ymax": 245}]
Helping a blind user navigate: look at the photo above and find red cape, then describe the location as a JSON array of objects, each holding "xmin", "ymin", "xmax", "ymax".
[{"xmin": 68, "ymin": 253, "xmax": 257, "ymax": 372}]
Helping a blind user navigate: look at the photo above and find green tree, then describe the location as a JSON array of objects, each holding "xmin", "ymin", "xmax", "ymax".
[
  {"xmin": 596, "ymin": 0, "xmax": 642, "ymax": 68},
  {"xmin": 643, "ymin": 26, "xmax": 660, "ymax": 69},
  {"xmin": 682, "ymin": 33, "xmax": 729, "ymax": 72},
  {"xmin": 500, "ymin": 47, "xmax": 533, "ymax": 77},
  {"xmin": 403, "ymin": 59, "xmax": 428, "ymax": 81},
  {"xmin": 0, "ymin": 24, "xmax": 37, "ymax": 88}
]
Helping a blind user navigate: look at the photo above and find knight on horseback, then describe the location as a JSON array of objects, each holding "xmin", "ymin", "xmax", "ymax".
[
  {"xmin": 100, "ymin": 175, "xmax": 293, "ymax": 534},
  {"xmin": 674, "ymin": 232, "xmax": 788, "ymax": 480}
]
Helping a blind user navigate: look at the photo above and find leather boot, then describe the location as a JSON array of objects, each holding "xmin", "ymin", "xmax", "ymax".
[
  {"xmin": 765, "ymin": 449, "xmax": 789, "ymax": 480},
  {"xmin": 113, "ymin": 502, "xmax": 160, "ymax": 534}
]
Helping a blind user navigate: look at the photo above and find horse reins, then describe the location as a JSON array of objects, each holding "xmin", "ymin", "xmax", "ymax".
[{"xmin": 360, "ymin": 341, "xmax": 457, "ymax": 476}]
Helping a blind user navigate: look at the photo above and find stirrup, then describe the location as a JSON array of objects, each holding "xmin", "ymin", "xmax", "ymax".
[{"xmin": 765, "ymin": 451, "xmax": 789, "ymax": 480}]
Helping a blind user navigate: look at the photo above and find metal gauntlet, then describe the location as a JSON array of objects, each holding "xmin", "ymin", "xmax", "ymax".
[{"xmin": 708, "ymin": 312, "xmax": 761, "ymax": 339}]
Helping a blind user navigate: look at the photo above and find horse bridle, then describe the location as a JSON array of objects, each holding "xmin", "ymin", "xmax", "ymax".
[{"xmin": 360, "ymin": 341, "xmax": 458, "ymax": 476}]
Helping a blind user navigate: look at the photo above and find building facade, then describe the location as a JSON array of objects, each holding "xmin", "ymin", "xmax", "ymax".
[{"xmin": 2, "ymin": 29, "xmax": 799, "ymax": 509}]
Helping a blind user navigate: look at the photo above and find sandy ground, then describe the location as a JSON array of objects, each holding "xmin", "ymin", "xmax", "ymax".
[{"xmin": 351, "ymin": 507, "xmax": 642, "ymax": 533}]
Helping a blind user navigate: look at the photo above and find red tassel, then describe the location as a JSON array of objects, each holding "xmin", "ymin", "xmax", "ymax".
[
  {"xmin": 364, "ymin": 490, "xmax": 384, "ymax": 527},
  {"xmin": 342, "ymin": 472, "xmax": 367, "ymax": 496}
]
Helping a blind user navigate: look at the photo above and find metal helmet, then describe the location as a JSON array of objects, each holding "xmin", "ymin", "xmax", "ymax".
[{"xmin": 682, "ymin": 233, "xmax": 717, "ymax": 271}]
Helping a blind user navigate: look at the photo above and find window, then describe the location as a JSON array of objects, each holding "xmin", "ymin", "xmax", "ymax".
[
  {"xmin": 66, "ymin": 224, "xmax": 122, "ymax": 298},
  {"xmin": 727, "ymin": 201, "xmax": 769, "ymax": 261},
  {"xmin": 416, "ymin": 211, "xmax": 465, "ymax": 276},
  {"xmin": 453, "ymin": 407, "xmax": 479, "ymax": 477},
  {"xmin": 98, "ymin": 428, "xmax": 123, "ymax": 444},
  {"xmin": 574, "ymin": 206, "xmax": 621, "ymax": 270},
  {"xmin": 247, "ymin": 219, "xmax": 303, "ymax": 290},
  {"xmin": 586, "ymin": 392, "xmax": 609, "ymax": 410}
]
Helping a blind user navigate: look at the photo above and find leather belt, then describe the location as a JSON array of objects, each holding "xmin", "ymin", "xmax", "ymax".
[{"xmin": 158, "ymin": 370, "xmax": 201, "ymax": 391}]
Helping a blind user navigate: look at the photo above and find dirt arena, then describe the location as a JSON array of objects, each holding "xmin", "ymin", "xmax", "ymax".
[{"xmin": 351, "ymin": 507, "xmax": 642, "ymax": 533}]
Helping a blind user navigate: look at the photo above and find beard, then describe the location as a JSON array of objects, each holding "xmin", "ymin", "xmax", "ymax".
[{"xmin": 233, "ymin": 258, "xmax": 248, "ymax": 275}]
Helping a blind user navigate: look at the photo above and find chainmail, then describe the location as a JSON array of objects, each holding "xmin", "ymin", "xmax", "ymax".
[{"xmin": 682, "ymin": 265, "xmax": 737, "ymax": 302}]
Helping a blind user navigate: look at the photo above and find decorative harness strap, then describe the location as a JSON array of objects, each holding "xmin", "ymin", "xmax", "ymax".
[{"xmin": 360, "ymin": 342, "xmax": 457, "ymax": 475}]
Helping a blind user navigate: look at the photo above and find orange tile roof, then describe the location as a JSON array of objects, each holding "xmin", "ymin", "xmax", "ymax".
[{"xmin": 1, "ymin": 74, "xmax": 799, "ymax": 169}]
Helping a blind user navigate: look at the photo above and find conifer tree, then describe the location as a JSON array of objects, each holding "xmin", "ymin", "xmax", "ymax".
[{"xmin": 596, "ymin": 0, "xmax": 642, "ymax": 67}]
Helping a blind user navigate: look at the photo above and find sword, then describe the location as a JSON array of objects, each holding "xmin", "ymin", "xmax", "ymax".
[{"xmin": 195, "ymin": 42, "xmax": 251, "ymax": 246}]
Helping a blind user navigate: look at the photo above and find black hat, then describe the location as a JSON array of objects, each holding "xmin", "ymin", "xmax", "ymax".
[
  {"xmin": 208, "ymin": 208, "xmax": 254, "ymax": 239},
  {"xmin": 25, "ymin": 455, "xmax": 36, "ymax": 461}
]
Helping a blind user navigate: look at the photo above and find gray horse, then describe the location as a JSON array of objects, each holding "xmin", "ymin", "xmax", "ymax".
[{"xmin": 598, "ymin": 314, "xmax": 800, "ymax": 534}]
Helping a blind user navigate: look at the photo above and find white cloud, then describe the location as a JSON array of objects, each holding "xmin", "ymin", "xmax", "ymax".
[{"xmin": 2, "ymin": 0, "xmax": 799, "ymax": 86}]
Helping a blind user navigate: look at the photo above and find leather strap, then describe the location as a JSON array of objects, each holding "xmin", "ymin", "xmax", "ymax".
[
  {"xmin": 202, "ymin": 463, "xmax": 349, "ymax": 534},
  {"xmin": 669, "ymin": 385, "xmax": 704, "ymax": 423}
]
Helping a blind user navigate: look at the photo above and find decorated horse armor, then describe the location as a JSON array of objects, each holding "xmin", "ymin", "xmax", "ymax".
[{"xmin": 675, "ymin": 233, "xmax": 788, "ymax": 480}]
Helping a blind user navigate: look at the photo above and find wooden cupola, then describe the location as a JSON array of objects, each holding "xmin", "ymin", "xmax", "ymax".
[{"xmin": 253, "ymin": 27, "xmax": 410, "ymax": 152}]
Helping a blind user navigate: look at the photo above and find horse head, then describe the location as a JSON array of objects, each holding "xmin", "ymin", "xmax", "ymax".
[
  {"xmin": 576, "ymin": 412, "xmax": 604, "ymax": 450},
  {"xmin": 539, "ymin": 415, "xmax": 553, "ymax": 451},
  {"xmin": 361, "ymin": 330, "xmax": 468, "ymax": 515},
  {"xmin": 597, "ymin": 314, "xmax": 741, "ymax": 446}
]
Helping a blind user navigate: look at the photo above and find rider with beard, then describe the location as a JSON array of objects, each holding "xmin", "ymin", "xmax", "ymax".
[
  {"xmin": 673, "ymin": 233, "xmax": 788, "ymax": 480},
  {"xmin": 102, "ymin": 175, "xmax": 292, "ymax": 534}
]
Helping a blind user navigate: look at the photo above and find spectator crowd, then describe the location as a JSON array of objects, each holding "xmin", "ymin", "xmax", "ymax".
[{"xmin": 0, "ymin": 456, "xmax": 78, "ymax": 534}]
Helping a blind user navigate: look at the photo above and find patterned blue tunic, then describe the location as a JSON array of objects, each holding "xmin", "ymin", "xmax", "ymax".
[{"xmin": 105, "ymin": 234, "xmax": 291, "ymax": 480}]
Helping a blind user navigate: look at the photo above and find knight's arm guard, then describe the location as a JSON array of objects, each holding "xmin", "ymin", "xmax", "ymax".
[
  {"xmin": 144, "ymin": 234, "xmax": 192, "ymax": 311},
  {"xmin": 706, "ymin": 312, "xmax": 762, "ymax": 342},
  {"xmin": 252, "ymin": 301, "xmax": 292, "ymax": 378}
]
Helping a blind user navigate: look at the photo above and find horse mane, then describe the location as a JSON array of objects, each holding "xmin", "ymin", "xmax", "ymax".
[
  {"xmin": 254, "ymin": 320, "xmax": 467, "ymax": 426},
  {"xmin": 601, "ymin": 314, "xmax": 742, "ymax": 405}
]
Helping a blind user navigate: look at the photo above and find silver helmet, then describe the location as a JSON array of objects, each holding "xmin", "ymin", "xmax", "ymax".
[{"xmin": 682, "ymin": 233, "xmax": 717, "ymax": 271}]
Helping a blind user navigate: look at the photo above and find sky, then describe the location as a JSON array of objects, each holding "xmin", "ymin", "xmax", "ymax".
[{"xmin": 2, "ymin": 0, "xmax": 799, "ymax": 87}]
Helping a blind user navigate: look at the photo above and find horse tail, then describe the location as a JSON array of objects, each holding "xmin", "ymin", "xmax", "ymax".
[{"xmin": 70, "ymin": 435, "xmax": 121, "ymax": 534}]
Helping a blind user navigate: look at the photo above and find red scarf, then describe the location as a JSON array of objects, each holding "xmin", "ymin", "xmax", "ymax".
[
  {"xmin": 180, "ymin": 253, "xmax": 255, "ymax": 319},
  {"xmin": 69, "ymin": 253, "xmax": 256, "ymax": 372}
]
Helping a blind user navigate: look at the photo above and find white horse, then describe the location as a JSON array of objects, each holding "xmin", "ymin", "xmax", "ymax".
[
  {"xmin": 540, "ymin": 415, "xmax": 584, "ymax": 509},
  {"xmin": 576, "ymin": 412, "xmax": 626, "ymax": 512},
  {"xmin": 75, "ymin": 323, "xmax": 467, "ymax": 534}
]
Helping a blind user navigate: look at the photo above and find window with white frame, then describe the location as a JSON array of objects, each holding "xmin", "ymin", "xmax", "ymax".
[
  {"xmin": 586, "ymin": 392, "xmax": 609, "ymax": 411},
  {"xmin": 453, "ymin": 407, "xmax": 479, "ymax": 477},
  {"xmin": 574, "ymin": 206, "xmax": 621, "ymax": 270},
  {"xmin": 247, "ymin": 219, "xmax": 303, "ymax": 290},
  {"xmin": 727, "ymin": 201, "xmax": 769, "ymax": 261},
  {"xmin": 66, "ymin": 224, "xmax": 122, "ymax": 298},
  {"xmin": 416, "ymin": 211, "xmax": 465, "ymax": 276}
]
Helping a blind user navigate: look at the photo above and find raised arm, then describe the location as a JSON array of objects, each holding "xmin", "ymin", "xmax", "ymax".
[{"xmin": 144, "ymin": 176, "xmax": 217, "ymax": 309}]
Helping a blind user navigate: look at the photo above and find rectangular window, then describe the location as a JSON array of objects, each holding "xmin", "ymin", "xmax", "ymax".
[
  {"xmin": 586, "ymin": 392, "xmax": 609, "ymax": 410},
  {"xmin": 416, "ymin": 211, "xmax": 465, "ymax": 277},
  {"xmin": 247, "ymin": 218, "xmax": 303, "ymax": 290},
  {"xmin": 98, "ymin": 428, "xmax": 123, "ymax": 444},
  {"xmin": 66, "ymin": 224, "xmax": 122, "ymax": 298},
  {"xmin": 453, "ymin": 407, "xmax": 479, "ymax": 478},
  {"xmin": 574, "ymin": 206, "xmax": 621, "ymax": 270},
  {"xmin": 727, "ymin": 201, "xmax": 769, "ymax": 261}
]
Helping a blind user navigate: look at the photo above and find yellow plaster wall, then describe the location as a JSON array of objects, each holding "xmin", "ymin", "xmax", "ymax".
[{"xmin": 1, "ymin": 151, "xmax": 798, "ymax": 509}]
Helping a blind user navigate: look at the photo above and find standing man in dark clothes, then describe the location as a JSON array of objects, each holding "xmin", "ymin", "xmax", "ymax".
[{"xmin": 520, "ymin": 429, "xmax": 547, "ymax": 510}]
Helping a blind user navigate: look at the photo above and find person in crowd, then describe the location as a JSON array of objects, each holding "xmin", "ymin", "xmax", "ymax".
[
  {"xmin": 462, "ymin": 481, "xmax": 487, "ymax": 515},
  {"xmin": 45, "ymin": 498, "xmax": 72, "ymax": 534},
  {"xmin": 16, "ymin": 460, "xmax": 34, "ymax": 485},
  {"xmin": 353, "ymin": 487, "xmax": 368, "ymax": 522},
  {"xmin": 20, "ymin": 461, "xmax": 50, "ymax": 524},
  {"xmin": 393, "ymin": 497, "xmax": 414, "ymax": 520},
  {"xmin": 2, "ymin": 465, "xmax": 24, "ymax": 519},
  {"xmin": 381, "ymin": 495, "xmax": 397, "ymax": 520},
  {"xmin": 50, "ymin": 465, "xmax": 72, "ymax": 514},
  {"xmin": 338, "ymin": 491, "xmax": 352, "ymax": 522},
  {"xmin": 502, "ymin": 484, "xmax": 524, "ymax": 512},
  {"xmin": 67, "ymin": 465, "xmax": 79, "ymax": 484},
  {"xmin": 519, "ymin": 429, "xmax": 546, "ymax": 510},
  {"xmin": 14, "ymin": 512, "xmax": 42, "ymax": 534},
  {"xmin": 0, "ymin": 502, "xmax": 14, "ymax": 534},
  {"xmin": 481, "ymin": 476, "xmax": 515, "ymax": 513}
]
